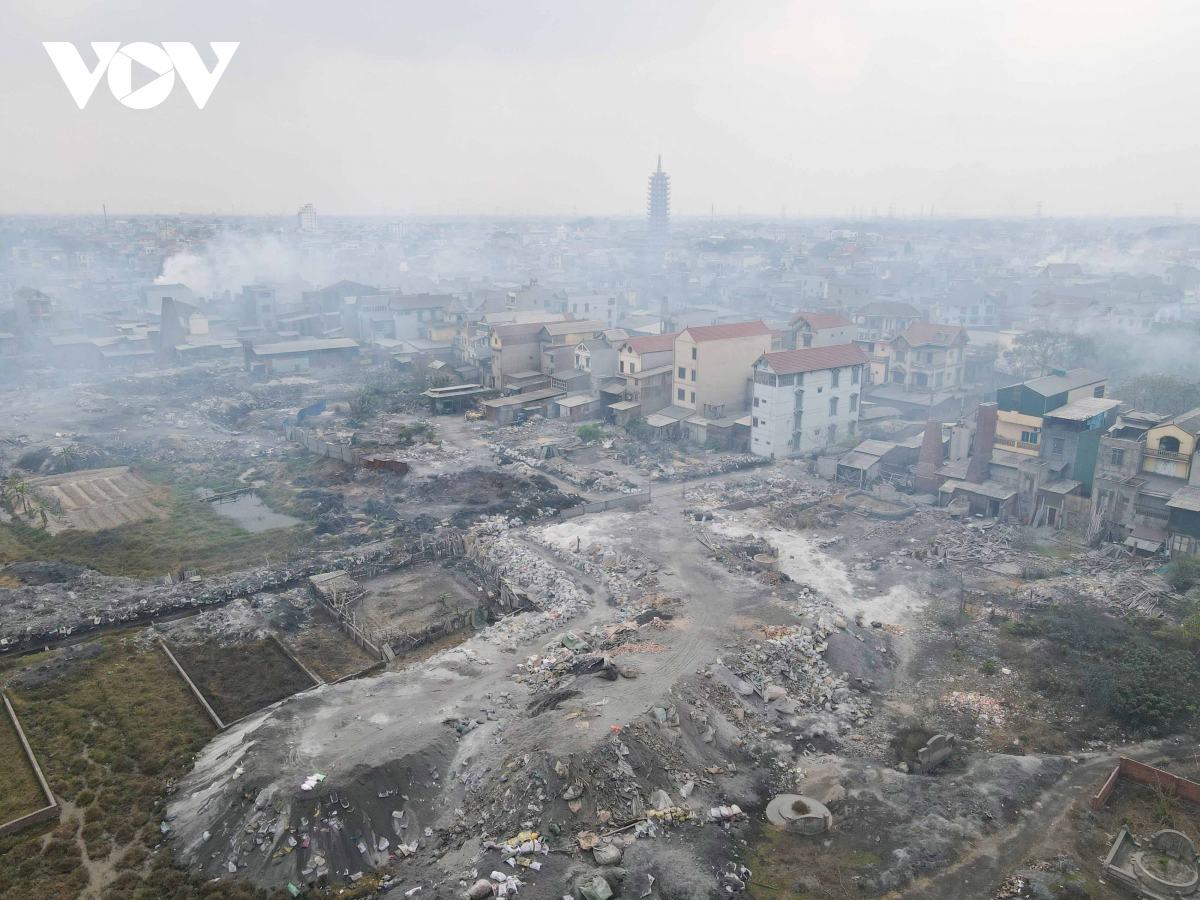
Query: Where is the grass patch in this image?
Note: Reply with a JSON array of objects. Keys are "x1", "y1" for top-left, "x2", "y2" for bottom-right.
[
  {"x1": 168, "y1": 639, "x2": 315, "y2": 723},
  {"x1": 0, "y1": 709, "x2": 46, "y2": 824},
  {"x1": 282, "y1": 620, "x2": 376, "y2": 682},
  {"x1": 0, "y1": 633, "x2": 393, "y2": 900},
  {"x1": 0, "y1": 490, "x2": 314, "y2": 579}
]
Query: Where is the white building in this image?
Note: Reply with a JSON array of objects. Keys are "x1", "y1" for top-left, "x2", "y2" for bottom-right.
[
  {"x1": 298, "y1": 203, "x2": 318, "y2": 232},
  {"x1": 750, "y1": 343, "x2": 868, "y2": 458}
]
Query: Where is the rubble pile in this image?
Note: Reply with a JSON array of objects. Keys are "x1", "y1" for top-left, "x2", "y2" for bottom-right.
[
  {"x1": 724, "y1": 621, "x2": 873, "y2": 724},
  {"x1": 471, "y1": 529, "x2": 594, "y2": 648},
  {"x1": 490, "y1": 443, "x2": 639, "y2": 494},
  {"x1": 0, "y1": 540, "x2": 397, "y2": 649}
]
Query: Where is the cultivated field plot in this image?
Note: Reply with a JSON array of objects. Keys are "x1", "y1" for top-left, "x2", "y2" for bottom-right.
[
  {"x1": 27, "y1": 466, "x2": 167, "y2": 533},
  {"x1": 0, "y1": 709, "x2": 46, "y2": 825},
  {"x1": 169, "y1": 639, "x2": 316, "y2": 723},
  {"x1": 358, "y1": 565, "x2": 481, "y2": 644},
  {"x1": 281, "y1": 617, "x2": 377, "y2": 682}
]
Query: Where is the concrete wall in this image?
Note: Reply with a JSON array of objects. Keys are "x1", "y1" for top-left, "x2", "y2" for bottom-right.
[
  {"x1": 674, "y1": 331, "x2": 772, "y2": 415},
  {"x1": 0, "y1": 694, "x2": 60, "y2": 839}
]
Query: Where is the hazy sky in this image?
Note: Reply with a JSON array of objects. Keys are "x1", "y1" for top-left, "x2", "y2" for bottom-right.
[{"x1": 2, "y1": 1, "x2": 1198, "y2": 217}]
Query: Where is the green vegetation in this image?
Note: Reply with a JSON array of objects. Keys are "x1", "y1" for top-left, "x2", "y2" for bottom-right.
[
  {"x1": 1003, "y1": 604, "x2": 1200, "y2": 733},
  {"x1": 0, "y1": 491, "x2": 312, "y2": 579},
  {"x1": 0, "y1": 709, "x2": 47, "y2": 824},
  {"x1": 623, "y1": 416, "x2": 652, "y2": 440},
  {"x1": 1166, "y1": 556, "x2": 1200, "y2": 593},
  {"x1": 575, "y1": 424, "x2": 606, "y2": 443},
  {"x1": 0, "y1": 637, "x2": 387, "y2": 900},
  {"x1": 169, "y1": 640, "x2": 315, "y2": 723}
]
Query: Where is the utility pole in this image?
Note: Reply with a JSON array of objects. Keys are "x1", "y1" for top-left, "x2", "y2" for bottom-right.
[{"x1": 102, "y1": 204, "x2": 107, "y2": 230}]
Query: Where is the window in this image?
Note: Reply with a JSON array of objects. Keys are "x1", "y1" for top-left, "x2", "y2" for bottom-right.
[
  {"x1": 802, "y1": 334, "x2": 813, "y2": 348},
  {"x1": 848, "y1": 421, "x2": 856, "y2": 435},
  {"x1": 691, "y1": 347, "x2": 697, "y2": 360},
  {"x1": 678, "y1": 388, "x2": 685, "y2": 401},
  {"x1": 831, "y1": 368, "x2": 840, "y2": 388},
  {"x1": 1021, "y1": 430, "x2": 1039, "y2": 444},
  {"x1": 753, "y1": 417, "x2": 759, "y2": 427},
  {"x1": 849, "y1": 393, "x2": 858, "y2": 412},
  {"x1": 690, "y1": 392, "x2": 695, "y2": 403},
  {"x1": 629, "y1": 363, "x2": 636, "y2": 373},
  {"x1": 753, "y1": 397, "x2": 760, "y2": 407},
  {"x1": 1111, "y1": 448, "x2": 1125, "y2": 467},
  {"x1": 1052, "y1": 437, "x2": 1065, "y2": 457},
  {"x1": 690, "y1": 369, "x2": 696, "y2": 382},
  {"x1": 779, "y1": 374, "x2": 794, "y2": 386},
  {"x1": 829, "y1": 397, "x2": 838, "y2": 416},
  {"x1": 1093, "y1": 385, "x2": 1105, "y2": 398},
  {"x1": 678, "y1": 366, "x2": 686, "y2": 379},
  {"x1": 619, "y1": 361, "x2": 625, "y2": 373},
  {"x1": 895, "y1": 350, "x2": 906, "y2": 362},
  {"x1": 851, "y1": 366, "x2": 859, "y2": 385},
  {"x1": 828, "y1": 424, "x2": 838, "y2": 441},
  {"x1": 1161, "y1": 436, "x2": 1182, "y2": 453}
]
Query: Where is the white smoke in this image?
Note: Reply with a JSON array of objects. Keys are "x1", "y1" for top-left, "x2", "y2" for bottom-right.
[{"x1": 156, "y1": 231, "x2": 341, "y2": 297}]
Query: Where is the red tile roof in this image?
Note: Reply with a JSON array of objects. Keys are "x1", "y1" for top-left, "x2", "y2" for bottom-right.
[
  {"x1": 899, "y1": 322, "x2": 967, "y2": 347},
  {"x1": 623, "y1": 332, "x2": 678, "y2": 354},
  {"x1": 681, "y1": 321, "x2": 771, "y2": 343},
  {"x1": 760, "y1": 343, "x2": 868, "y2": 375},
  {"x1": 788, "y1": 310, "x2": 854, "y2": 329}
]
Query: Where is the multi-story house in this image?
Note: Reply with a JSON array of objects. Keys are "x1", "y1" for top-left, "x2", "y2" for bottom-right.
[
  {"x1": 537, "y1": 319, "x2": 609, "y2": 375},
  {"x1": 749, "y1": 344, "x2": 868, "y2": 458},
  {"x1": 601, "y1": 333, "x2": 678, "y2": 424},
  {"x1": 787, "y1": 311, "x2": 855, "y2": 349},
  {"x1": 853, "y1": 301, "x2": 921, "y2": 340},
  {"x1": 887, "y1": 323, "x2": 968, "y2": 392},
  {"x1": 994, "y1": 368, "x2": 1107, "y2": 457},
  {"x1": 672, "y1": 321, "x2": 773, "y2": 419}
]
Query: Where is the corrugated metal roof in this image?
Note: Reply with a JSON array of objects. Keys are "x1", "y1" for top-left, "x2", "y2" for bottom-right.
[
  {"x1": 253, "y1": 338, "x2": 359, "y2": 356},
  {"x1": 1167, "y1": 486, "x2": 1200, "y2": 512},
  {"x1": 1043, "y1": 397, "x2": 1120, "y2": 421}
]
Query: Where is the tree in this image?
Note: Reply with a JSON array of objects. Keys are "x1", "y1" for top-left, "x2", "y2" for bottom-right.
[
  {"x1": 624, "y1": 417, "x2": 652, "y2": 441},
  {"x1": 1166, "y1": 556, "x2": 1200, "y2": 593},
  {"x1": 1115, "y1": 373, "x2": 1200, "y2": 417},
  {"x1": 575, "y1": 424, "x2": 604, "y2": 443},
  {"x1": 1004, "y1": 329, "x2": 1096, "y2": 379}
]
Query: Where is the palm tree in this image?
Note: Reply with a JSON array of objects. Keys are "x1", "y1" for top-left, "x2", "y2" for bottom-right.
[{"x1": 54, "y1": 444, "x2": 79, "y2": 473}]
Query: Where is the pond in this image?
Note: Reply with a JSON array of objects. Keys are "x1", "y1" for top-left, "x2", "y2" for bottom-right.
[{"x1": 210, "y1": 493, "x2": 302, "y2": 533}]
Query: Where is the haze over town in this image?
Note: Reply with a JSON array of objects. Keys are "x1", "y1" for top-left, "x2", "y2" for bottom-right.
[{"x1": 4, "y1": 6, "x2": 1200, "y2": 900}]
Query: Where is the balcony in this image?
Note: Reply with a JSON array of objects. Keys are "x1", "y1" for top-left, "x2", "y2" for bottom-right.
[
  {"x1": 994, "y1": 435, "x2": 1040, "y2": 452},
  {"x1": 1145, "y1": 446, "x2": 1188, "y2": 462}
]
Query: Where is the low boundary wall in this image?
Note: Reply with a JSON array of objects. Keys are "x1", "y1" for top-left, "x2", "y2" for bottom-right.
[
  {"x1": 0, "y1": 694, "x2": 60, "y2": 839},
  {"x1": 159, "y1": 640, "x2": 226, "y2": 731},
  {"x1": 1092, "y1": 757, "x2": 1200, "y2": 810},
  {"x1": 555, "y1": 493, "x2": 649, "y2": 519}
]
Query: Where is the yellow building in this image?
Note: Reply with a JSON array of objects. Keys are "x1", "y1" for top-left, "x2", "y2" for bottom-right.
[
  {"x1": 1142, "y1": 409, "x2": 1200, "y2": 479},
  {"x1": 672, "y1": 321, "x2": 773, "y2": 418},
  {"x1": 994, "y1": 368, "x2": 1108, "y2": 456}
]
